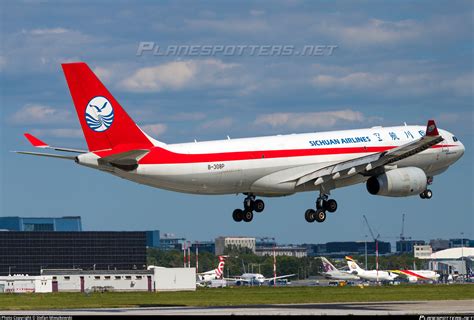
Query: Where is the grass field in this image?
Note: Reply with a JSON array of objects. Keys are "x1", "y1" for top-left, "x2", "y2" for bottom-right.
[{"x1": 1, "y1": 284, "x2": 473, "y2": 310}]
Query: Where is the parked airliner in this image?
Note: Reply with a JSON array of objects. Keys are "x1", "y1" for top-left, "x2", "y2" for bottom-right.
[
  {"x1": 346, "y1": 256, "x2": 398, "y2": 283},
  {"x1": 320, "y1": 257, "x2": 360, "y2": 281},
  {"x1": 392, "y1": 269, "x2": 440, "y2": 283},
  {"x1": 17, "y1": 62, "x2": 465, "y2": 223},
  {"x1": 196, "y1": 255, "x2": 227, "y2": 286}
]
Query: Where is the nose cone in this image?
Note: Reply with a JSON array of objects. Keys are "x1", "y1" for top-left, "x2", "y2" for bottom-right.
[{"x1": 453, "y1": 141, "x2": 465, "y2": 162}]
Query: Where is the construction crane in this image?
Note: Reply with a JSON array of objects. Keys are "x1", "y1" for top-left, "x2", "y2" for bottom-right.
[
  {"x1": 399, "y1": 213, "x2": 412, "y2": 241},
  {"x1": 363, "y1": 215, "x2": 380, "y2": 283},
  {"x1": 363, "y1": 215, "x2": 380, "y2": 242}
]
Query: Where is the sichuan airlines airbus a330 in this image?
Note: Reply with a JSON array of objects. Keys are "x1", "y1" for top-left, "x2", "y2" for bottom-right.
[{"x1": 17, "y1": 62, "x2": 465, "y2": 224}]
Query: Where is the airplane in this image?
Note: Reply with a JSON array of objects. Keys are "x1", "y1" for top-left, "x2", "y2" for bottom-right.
[
  {"x1": 16, "y1": 62, "x2": 465, "y2": 224},
  {"x1": 320, "y1": 257, "x2": 360, "y2": 281},
  {"x1": 196, "y1": 255, "x2": 227, "y2": 286},
  {"x1": 226, "y1": 272, "x2": 295, "y2": 286},
  {"x1": 391, "y1": 269, "x2": 440, "y2": 283},
  {"x1": 345, "y1": 256, "x2": 398, "y2": 282}
]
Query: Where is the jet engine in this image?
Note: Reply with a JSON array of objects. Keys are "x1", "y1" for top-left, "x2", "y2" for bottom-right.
[
  {"x1": 408, "y1": 276, "x2": 418, "y2": 283},
  {"x1": 366, "y1": 167, "x2": 427, "y2": 197}
]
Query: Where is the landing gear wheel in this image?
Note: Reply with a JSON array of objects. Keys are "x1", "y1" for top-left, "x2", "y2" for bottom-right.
[
  {"x1": 243, "y1": 210, "x2": 254, "y2": 222},
  {"x1": 254, "y1": 199, "x2": 265, "y2": 213},
  {"x1": 424, "y1": 189, "x2": 432, "y2": 199},
  {"x1": 326, "y1": 199, "x2": 338, "y2": 213},
  {"x1": 305, "y1": 209, "x2": 316, "y2": 223},
  {"x1": 232, "y1": 209, "x2": 243, "y2": 222},
  {"x1": 420, "y1": 189, "x2": 432, "y2": 199},
  {"x1": 244, "y1": 199, "x2": 253, "y2": 210},
  {"x1": 315, "y1": 209, "x2": 326, "y2": 223}
]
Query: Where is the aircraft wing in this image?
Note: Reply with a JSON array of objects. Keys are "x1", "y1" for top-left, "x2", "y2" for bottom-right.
[
  {"x1": 292, "y1": 120, "x2": 443, "y2": 187},
  {"x1": 263, "y1": 274, "x2": 296, "y2": 282}
]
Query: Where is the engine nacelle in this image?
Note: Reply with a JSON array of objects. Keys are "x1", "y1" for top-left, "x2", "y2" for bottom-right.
[{"x1": 366, "y1": 167, "x2": 427, "y2": 197}]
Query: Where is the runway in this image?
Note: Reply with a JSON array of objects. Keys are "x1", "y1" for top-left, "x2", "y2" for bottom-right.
[{"x1": 2, "y1": 300, "x2": 473, "y2": 316}]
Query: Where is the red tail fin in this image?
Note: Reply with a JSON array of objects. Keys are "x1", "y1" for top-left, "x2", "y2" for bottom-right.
[
  {"x1": 62, "y1": 62, "x2": 153, "y2": 152},
  {"x1": 425, "y1": 120, "x2": 439, "y2": 137}
]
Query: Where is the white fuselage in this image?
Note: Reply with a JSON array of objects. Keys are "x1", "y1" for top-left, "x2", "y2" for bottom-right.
[
  {"x1": 323, "y1": 270, "x2": 360, "y2": 281},
  {"x1": 403, "y1": 270, "x2": 440, "y2": 282},
  {"x1": 354, "y1": 269, "x2": 399, "y2": 282},
  {"x1": 77, "y1": 125, "x2": 464, "y2": 196},
  {"x1": 240, "y1": 273, "x2": 267, "y2": 285}
]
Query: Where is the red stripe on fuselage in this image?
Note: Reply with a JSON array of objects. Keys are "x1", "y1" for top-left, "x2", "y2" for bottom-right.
[
  {"x1": 94, "y1": 144, "x2": 455, "y2": 165},
  {"x1": 398, "y1": 270, "x2": 430, "y2": 280}
]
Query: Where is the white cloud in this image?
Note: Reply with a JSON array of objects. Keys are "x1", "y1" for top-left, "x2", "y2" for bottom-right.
[
  {"x1": 168, "y1": 112, "x2": 207, "y2": 121},
  {"x1": 250, "y1": 10, "x2": 265, "y2": 16},
  {"x1": 254, "y1": 110, "x2": 366, "y2": 130},
  {"x1": 312, "y1": 72, "x2": 390, "y2": 90},
  {"x1": 141, "y1": 123, "x2": 167, "y2": 136},
  {"x1": 93, "y1": 67, "x2": 113, "y2": 83},
  {"x1": 27, "y1": 28, "x2": 70, "y2": 36},
  {"x1": 311, "y1": 68, "x2": 473, "y2": 98},
  {"x1": 120, "y1": 59, "x2": 239, "y2": 92},
  {"x1": 10, "y1": 104, "x2": 73, "y2": 125},
  {"x1": 30, "y1": 128, "x2": 83, "y2": 139},
  {"x1": 0, "y1": 56, "x2": 6, "y2": 71},
  {"x1": 322, "y1": 18, "x2": 421, "y2": 45},
  {"x1": 199, "y1": 117, "x2": 234, "y2": 131}
]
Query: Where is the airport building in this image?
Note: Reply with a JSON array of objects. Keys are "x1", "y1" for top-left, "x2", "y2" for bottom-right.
[
  {"x1": 420, "y1": 247, "x2": 474, "y2": 277},
  {"x1": 414, "y1": 245, "x2": 433, "y2": 259},
  {"x1": 146, "y1": 230, "x2": 161, "y2": 248},
  {"x1": 306, "y1": 241, "x2": 391, "y2": 257},
  {"x1": 0, "y1": 231, "x2": 147, "y2": 276},
  {"x1": 256, "y1": 246, "x2": 307, "y2": 258},
  {"x1": 396, "y1": 240, "x2": 426, "y2": 253},
  {"x1": 190, "y1": 241, "x2": 215, "y2": 254},
  {"x1": 0, "y1": 267, "x2": 196, "y2": 293},
  {"x1": 215, "y1": 237, "x2": 256, "y2": 255},
  {"x1": 159, "y1": 233, "x2": 186, "y2": 251},
  {"x1": 0, "y1": 216, "x2": 82, "y2": 232}
]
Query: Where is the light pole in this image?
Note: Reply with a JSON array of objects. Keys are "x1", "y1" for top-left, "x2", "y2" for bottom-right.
[
  {"x1": 8, "y1": 266, "x2": 16, "y2": 276},
  {"x1": 365, "y1": 235, "x2": 368, "y2": 269},
  {"x1": 460, "y1": 232, "x2": 464, "y2": 282}
]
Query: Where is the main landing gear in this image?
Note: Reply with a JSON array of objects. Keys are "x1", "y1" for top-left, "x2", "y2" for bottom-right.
[
  {"x1": 232, "y1": 194, "x2": 265, "y2": 223},
  {"x1": 420, "y1": 176, "x2": 433, "y2": 199},
  {"x1": 305, "y1": 193, "x2": 337, "y2": 223}
]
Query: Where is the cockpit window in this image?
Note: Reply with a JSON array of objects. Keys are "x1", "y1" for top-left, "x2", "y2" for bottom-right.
[{"x1": 452, "y1": 136, "x2": 458, "y2": 142}]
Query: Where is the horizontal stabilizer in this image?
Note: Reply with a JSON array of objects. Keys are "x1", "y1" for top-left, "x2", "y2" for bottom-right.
[
  {"x1": 24, "y1": 133, "x2": 87, "y2": 153},
  {"x1": 14, "y1": 151, "x2": 77, "y2": 160}
]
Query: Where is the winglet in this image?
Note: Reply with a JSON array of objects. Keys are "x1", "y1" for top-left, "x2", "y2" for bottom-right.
[
  {"x1": 425, "y1": 120, "x2": 439, "y2": 136},
  {"x1": 24, "y1": 133, "x2": 48, "y2": 148},
  {"x1": 345, "y1": 256, "x2": 354, "y2": 261}
]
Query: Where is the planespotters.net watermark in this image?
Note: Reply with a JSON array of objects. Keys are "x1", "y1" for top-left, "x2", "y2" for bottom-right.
[{"x1": 136, "y1": 42, "x2": 338, "y2": 57}]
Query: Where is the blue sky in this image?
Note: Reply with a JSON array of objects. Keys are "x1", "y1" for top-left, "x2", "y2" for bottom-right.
[{"x1": 1, "y1": 1, "x2": 472, "y2": 246}]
